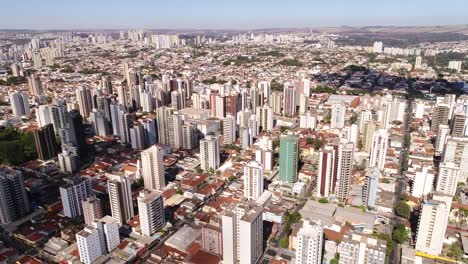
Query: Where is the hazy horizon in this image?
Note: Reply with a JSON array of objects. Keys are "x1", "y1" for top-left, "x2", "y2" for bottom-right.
[{"x1": 2, "y1": 0, "x2": 468, "y2": 30}]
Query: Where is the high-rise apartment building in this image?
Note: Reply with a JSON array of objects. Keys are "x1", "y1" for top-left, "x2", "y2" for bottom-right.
[
  {"x1": 9, "y1": 91, "x2": 30, "y2": 117},
  {"x1": 279, "y1": 134, "x2": 299, "y2": 183},
  {"x1": 141, "y1": 145, "x2": 165, "y2": 191},
  {"x1": 411, "y1": 165, "x2": 435, "y2": 198},
  {"x1": 283, "y1": 84, "x2": 297, "y2": 117},
  {"x1": 76, "y1": 216, "x2": 120, "y2": 264},
  {"x1": 331, "y1": 103, "x2": 346, "y2": 129},
  {"x1": 82, "y1": 196, "x2": 103, "y2": 225},
  {"x1": 27, "y1": 74, "x2": 43, "y2": 95},
  {"x1": 137, "y1": 189, "x2": 165, "y2": 236},
  {"x1": 200, "y1": 135, "x2": 220, "y2": 172},
  {"x1": 33, "y1": 123, "x2": 59, "y2": 161},
  {"x1": 243, "y1": 161, "x2": 264, "y2": 200},
  {"x1": 435, "y1": 125, "x2": 450, "y2": 156},
  {"x1": 336, "y1": 143, "x2": 354, "y2": 200},
  {"x1": 436, "y1": 162, "x2": 460, "y2": 196},
  {"x1": 415, "y1": 200, "x2": 449, "y2": 255},
  {"x1": 369, "y1": 129, "x2": 388, "y2": 170},
  {"x1": 107, "y1": 173, "x2": 134, "y2": 226},
  {"x1": 431, "y1": 104, "x2": 450, "y2": 132},
  {"x1": 223, "y1": 114, "x2": 236, "y2": 145},
  {"x1": 0, "y1": 167, "x2": 31, "y2": 224},
  {"x1": 363, "y1": 167, "x2": 379, "y2": 208},
  {"x1": 60, "y1": 177, "x2": 92, "y2": 218},
  {"x1": 76, "y1": 87, "x2": 93, "y2": 118},
  {"x1": 222, "y1": 203, "x2": 263, "y2": 264},
  {"x1": 295, "y1": 220, "x2": 323, "y2": 264}
]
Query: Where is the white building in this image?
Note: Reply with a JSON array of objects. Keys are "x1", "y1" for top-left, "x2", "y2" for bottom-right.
[
  {"x1": 9, "y1": 91, "x2": 30, "y2": 117},
  {"x1": 76, "y1": 215, "x2": 120, "y2": 264},
  {"x1": 299, "y1": 111, "x2": 317, "y2": 129},
  {"x1": 436, "y1": 162, "x2": 460, "y2": 196},
  {"x1": 223, "y1": 114, "x2": 236, "y2": 145},
  {"x1": 137, "y1": 189, "x2": 165, "y2": 236},
  {"x1": 255, "y1": 148, "x2": 274, "y2": 172},
  {"x1": 60, "y1": 178, "x2": 92, "y2": 218},
  {"x1": 331, "y1": 104, "x2": 346, "y2": 129},
  {"x1": 76, "y1": 226, "x2": 101, "y2": 264},
  {"x1": 448, "y1": 61, "x2": 462, "y2": 72},
  {"x1": 107, "y1": 173, "x2": 134, "y2": 226},
  {"x1": 200, "y1": 135, "x2": 220, "y2": 171},
  {"x1": 338, "y1": 232, "x2": 386, "y2": 264},
  {"x1": 435, "y1": 125, "x2": 450, "y2": 156},
  {"x1": 141, "y1": 145, "x2": 165, "y2": 191},
  {"x1": 244, "y1": 161, "x2": 264, "y2": 200},
  {"x1": 373, "y1": 41, "x2": 383, "y2": 53},
  {"x1": 369, "y1": 129, "x2": 388, "y2": 170},
  {"x1": 295, "y1": 220, "x2": 323, "y2": 264},
  {"x1": 222, "y1": 203, "x2": 263, "y2": 264},
  {"x1": 411, "y1": 165, "x2": 435, "y2": 198},
  {"x1": 415, "y1": 200, "x2": 449, "y2": 255}
]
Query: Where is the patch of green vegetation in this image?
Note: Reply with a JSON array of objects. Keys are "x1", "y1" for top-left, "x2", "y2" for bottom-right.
[
  {"x1": 395, "y1": 201, "x2": 411, "y2": 219},
  {"x1": 202, "y1": 76, "x2": 226, "y2": 85},
  {"x1": 345, "y1": 64, "x2": 368, "y2": 72},
  {"x1": 278, "y1": 59, "x2": 303, "y2": 67},
  {"x1": 271, "y1": 79, "x2": 283, "y2": 91},
  {"x1": 318, "y1": 197, "x2": 329, "y2": 204},
  {"x1": 257, "y1": 50, "x2": 285, "y2": 57},
  {"x1": 0, "y1": 127, "x2": 37, "y2": 165},
  {"x1": 0, "y1": 76, "x2": 27, "y2": 86},
  {"x1": 392, "y1": 223, "x2": 408, "y2": 244},
  {"x1": 278, "y1": 237, "x2": 289, "y2": 248},
  {"x1": 60, "y1": 65, "x2": 75, "y2": 73},
  {"x1": 315, "y1": 85, "x2": 338, "y2": 94},
  {"x1": 78, "y1": 68, "x2": 100, "y2": 75}
]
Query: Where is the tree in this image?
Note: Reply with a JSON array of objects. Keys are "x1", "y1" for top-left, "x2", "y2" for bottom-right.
[
  {"x1": 279, "y1": 237, "x2": 289, "y2": 248},
  {"x1": 447, "y1": 242, "x2": 464, "y2": 260},
  {"x1": 392, "y1": 224, "x2": 408, "y2": 243},
  {"x1": 349, "y1": 112, "x2": 358, "y2": 125},
  {"x1": 395, "y1": 201, "x2": 411, "y2": 219},
  {"x1": 318, "y1": 198, "x2": 329, "y2": 204}
]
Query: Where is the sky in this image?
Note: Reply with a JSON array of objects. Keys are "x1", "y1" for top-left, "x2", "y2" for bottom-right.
[{"x1": 2, "y1": 0, "x2": 468, "y2": 30}]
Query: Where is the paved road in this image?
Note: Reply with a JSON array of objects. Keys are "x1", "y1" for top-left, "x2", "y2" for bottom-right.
[{"x1": 390, "y1": 84, "x2": 414, "y2": 263}]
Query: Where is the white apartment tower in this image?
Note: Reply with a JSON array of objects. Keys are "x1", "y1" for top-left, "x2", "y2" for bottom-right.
[
  {"x1": 411, "y1": 165, "x2": 435, "y2": 198},
  {"x1": 200, "y1": 135, "x2": 220, "y2": 172},
  {"x1": 76, "y1": 216, "x2": 120, "y2": 264},
  {"x1": 331, "y1": 103, "x2": 346, "y2": 129},
  {"x1": 107, "y1": 173, "x2": 134, "y2": 226},
  {"x1": 336, "y1": 143, "x2": 354, "y2": 200},
  {"x1": 295, "y1": 220, "x2": 323, "y2": 264},
  {"x1": 60, "y1": 178, "x2": 92, "y2": 218},
  {"x1": 223, "y1": 114, "x2": 236, "y2": 145},
  {"x1": 436, "y1": 162, "x2": 460, "y2": 196},
  {"x1": 435, "y1": 125, "x2": 450, "y2": 156},
  {"x1": 369, "y1": 129, "x2": 388, "y2": 170},
  {"x1": 415, "y1": 200, "x2": 449, "y2": 255},
  {"x1": 137, "y1": 189, "x2": 165, "y2": 236},
  {"x1": 243, "y1": 161, "x2": 264, "y2": 200},
  {"x1": 9, "y1": 91, "x2": 30, "y2": 117},
  {"x1": 141, "y1": 145, "x2": 165, "y2": 191},
  {"x1": 222, "y1": 203, "x2": 263, "y2": 264}
]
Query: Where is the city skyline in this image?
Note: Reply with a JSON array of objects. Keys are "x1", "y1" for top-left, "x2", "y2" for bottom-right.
[{"x1": 1, "y1": 0, "x2": 468, "y2": 30}]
